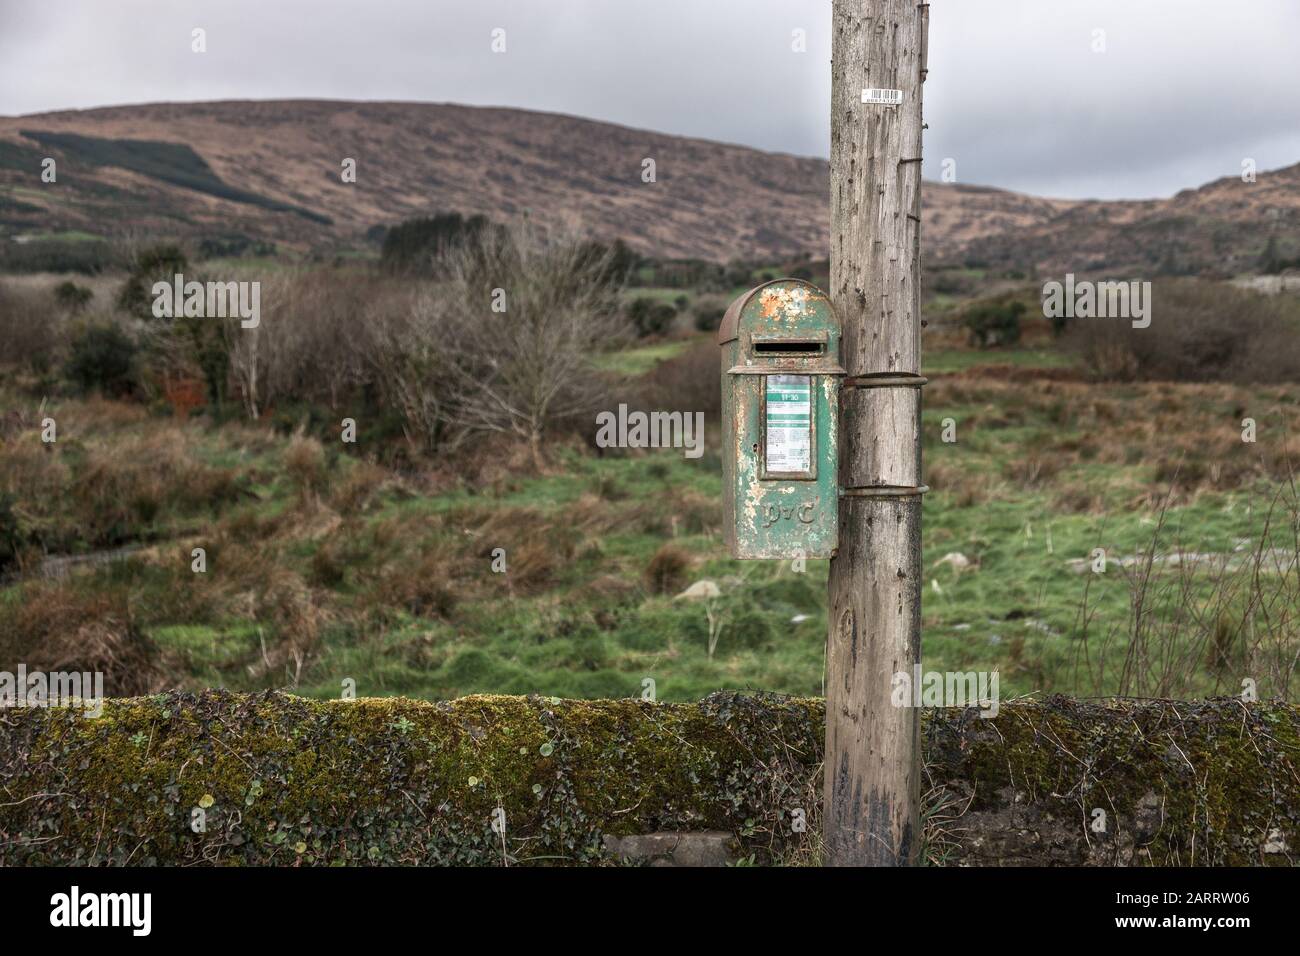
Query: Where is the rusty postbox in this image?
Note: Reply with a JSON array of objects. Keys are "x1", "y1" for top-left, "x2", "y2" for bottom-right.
[{"x1": 719, "y1": 279, "x2": 844, "y2": 559}]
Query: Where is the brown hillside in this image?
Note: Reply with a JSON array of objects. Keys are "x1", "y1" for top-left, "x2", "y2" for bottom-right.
[{"x1": 0, "y1": 99, "x2": 1295, "y2": 273}]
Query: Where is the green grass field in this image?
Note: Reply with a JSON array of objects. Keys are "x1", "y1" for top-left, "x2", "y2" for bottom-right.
[{"x1": 4, "y1": 337, "x2": 1296, "y2": 705}]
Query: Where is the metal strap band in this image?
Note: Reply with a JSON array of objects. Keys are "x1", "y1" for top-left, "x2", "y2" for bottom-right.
[
  {"x1": 843, "y1": 374, "x2": 928, "y2": 389},
  {"x1": 841, "y1": 485, "x2": 930, "y2": 498}
]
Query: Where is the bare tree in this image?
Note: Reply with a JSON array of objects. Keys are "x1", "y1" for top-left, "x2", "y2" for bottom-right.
[
  {"x1": 362, "y1": 282, "x2": 452, "y2": 454},
  {"x1": 368, "y1": 224, "x2": 629, "y2": 464},
  {"x1": 226, "y1": 268, "x2": 389, "y2": 421}
]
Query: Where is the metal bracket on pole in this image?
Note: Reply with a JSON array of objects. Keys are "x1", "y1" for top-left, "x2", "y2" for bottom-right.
[
  {"x1": 843, "y1": 374, "x2": 928, "y2": 389},
  {"x1": 842, "y1": 485, "x2": 929, "y2": 498},
  {"x1": 839, "y1": 372, "x2": 928, "y2": 498}
]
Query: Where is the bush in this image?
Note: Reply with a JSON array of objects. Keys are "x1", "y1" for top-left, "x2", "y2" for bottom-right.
[
  {"x1": 379, "y1": 213, "x2": 492, "y2": 275},
  {"x1": 372, "y1": 552, "x2": 459, "y2": 620},
  {"x1": 645, "y1": 543, "x2": 692, "y2": 595},
  {"x1": 0, "y1": 238, "x2": 119, "y2": 275},
  {"x1": 196, "y1": 234, "x2": 276, "y2": 260},
  {"x1": 627, "y1": 297, "x2": 677, "y2": 338},
  {"x1": 634, "y1": 257, "x2": 726, "y2": 290},
  {"x1": 227, "y1": 267, "x2": 392, "y2": 420},
  {"x1": 368, "y1": 225, "x2": 628, "y2": 463},
  {"x1": 53, "y1": 280, "x2": 93, "y2": 314},
  {"x1": 575, "y1": 238, "x2": 639, "y2": 288},
  {"x1": 0, "y1": 281, "x2": 61, "y2": 372},
  {"x1": 927, "y1": 269, "x2": 977, "y2": 298},
  {"x1": 634, "y1": 340, "x2": 720, "y2": 419},
  {"x1": 963, "y1": 298, "x2": 1025, "y2": 347},
  {"x1": 728, "y1": 608, "x2": 776, "y2": 649},
  {"x1": 724, "y1": 261, "x2": 754, "y2": 287},
  {"x1": 1065, "y1": 279, "x2": 1300, "y2": 383},
  {"x1": 0, "y1": 579, "x2": 163, "y2": 696},
  {"x1": 64, "y1": 323, "x2": 138, "y2": 396},
  {"x1": 692, "y1": 295, "x2": 728, "y2": 333},
  {"x1": 284, "y1": 433, "x2": 328, "y2": 502},
  {"x1": 117, "y1": 243, "x2": 188, "y2": 320},
  {"x1": 0, "y1": 493, "x2": 22, "y2": 571}
]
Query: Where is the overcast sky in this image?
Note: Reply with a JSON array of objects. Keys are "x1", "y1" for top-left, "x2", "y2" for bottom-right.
[{"x1": 2, "y1": 0, "x2": 1298, "y2": 200}]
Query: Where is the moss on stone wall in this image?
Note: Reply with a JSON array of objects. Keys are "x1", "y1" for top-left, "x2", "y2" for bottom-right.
[{"x1": 0, "y1": 690, "x2": 1295, "y2": 865}]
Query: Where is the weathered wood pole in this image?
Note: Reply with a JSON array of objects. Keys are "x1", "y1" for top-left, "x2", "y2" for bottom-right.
[{"x1": 825, "y1": 0, "x2": 928, "y2": 866}]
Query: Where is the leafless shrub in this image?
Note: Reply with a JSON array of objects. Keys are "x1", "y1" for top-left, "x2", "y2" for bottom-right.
[
  {"x1": 366, "y1": 224, "x2": 630, "y2": 464},
  {"x1": 360, "y1": 280, "x2": 451, "y2": 454},
  {"x1": 1065, "y1": 279, "x2": 1300, "y2": 383},
  {"x1": 225, "y1": 268, "x2": 388, "y2": 419},
  {"x1": 633, "y1": 339, "x2": 720, "y2": 420},
  {"x1": 0, "y1": 280, "x2": 63, "y2": 372}
]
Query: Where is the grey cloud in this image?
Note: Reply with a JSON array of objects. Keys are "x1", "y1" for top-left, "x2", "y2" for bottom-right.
[{"x1": 1, "y1": 0, "x2": 1297, "y2": 199}]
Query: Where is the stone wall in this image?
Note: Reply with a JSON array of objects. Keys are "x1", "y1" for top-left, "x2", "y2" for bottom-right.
[{"x1": 0, "y1": 690, "x2": 1294, "y2": 865}]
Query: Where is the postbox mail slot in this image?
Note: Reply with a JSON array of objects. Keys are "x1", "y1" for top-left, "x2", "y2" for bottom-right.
[{"x1": 753, "y1": 340, "x2": 825, "y2": 355}]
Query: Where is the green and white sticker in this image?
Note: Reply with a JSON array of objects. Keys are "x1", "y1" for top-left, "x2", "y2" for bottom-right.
[{"x1": 766, "y1": 375, "x2": 812, "y2": 473}]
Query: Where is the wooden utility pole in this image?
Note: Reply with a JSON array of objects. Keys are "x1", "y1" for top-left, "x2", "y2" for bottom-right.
[{"x1": 825, "y1": 0, "x2": 928, "y2": 866}]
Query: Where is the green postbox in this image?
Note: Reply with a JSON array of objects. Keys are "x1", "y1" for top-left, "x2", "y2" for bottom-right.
[{"x1": 719, "y1": 279, "x2": 844, "y2": 559}]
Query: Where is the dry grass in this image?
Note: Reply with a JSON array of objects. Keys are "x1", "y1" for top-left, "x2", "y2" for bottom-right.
[
  {"x1": 0, "y1": 580, "x2": 164, "y2": 695},
  {"x1": 369, "y1": 552, "x2": 460, "y2": 621},
  {"x1": 284, "y1": 432, "x2": 328, "y2": 504},
  {"x1": 329, "y1": 460, "x2": 397, "y2": 515},
  {"x1": 644, "y1": 542, "x2": 693, "y2": 595},
  {"x1": 1071, "y1": 479, "x2": 1300, "y2": 699},
  {"x1": 930, "y1": 374, "x2": 1300, "y2": 498},
  {"x1": 0, "y1": 418, "x2": 244, "y2": 556},
  {"x1": 633, "y1": 339, "x2": 720, "y2": 420},
  {"x1": 1003, "y1": 453, "x2": 1068, "y2": 489},
  {"x1": 925, "y1": 459, "x2": 1004, "y2": 507},
  {"x1": 465, "y1": 504, "x2": 582, "y2": 593}
]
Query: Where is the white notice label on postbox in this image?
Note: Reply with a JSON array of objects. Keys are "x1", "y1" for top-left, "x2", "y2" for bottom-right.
[{"x1": 766, "y1": 375, "x2": 812, "y2": 473}]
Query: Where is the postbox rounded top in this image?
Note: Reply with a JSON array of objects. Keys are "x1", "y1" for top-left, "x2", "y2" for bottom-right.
[{"x1": 717, "y1": 278, "x2": 837, "y2": 346}]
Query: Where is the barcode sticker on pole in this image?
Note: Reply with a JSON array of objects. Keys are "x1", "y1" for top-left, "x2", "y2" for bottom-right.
[{"x1": 862, "y1": 88, "x2": 903, "y2": 105}]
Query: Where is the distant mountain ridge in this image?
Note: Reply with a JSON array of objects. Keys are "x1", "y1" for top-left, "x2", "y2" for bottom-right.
[{"x1": 1, "y1": 99, "x2": 1296, "y2": 274}]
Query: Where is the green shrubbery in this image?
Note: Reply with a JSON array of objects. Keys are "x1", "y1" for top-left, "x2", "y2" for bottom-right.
[
  {"x1": 53, "y1": 280, "x2": 93, "y2": 313},
  {"x1": 63, "y1": 324, "x2": 138, "y2": 396},
  {"x1": 963, "y1": 298, "x2": 1026, "y2": 347},
  {"x1": 0, "y1": 238, "x2": 119, "y2": 275},
  {"x1": 20, "y1": 131, "x2": 330, "y2": 224},
  {"x1": 116, "y1": 243, "x2": 188, "y2": 319},
  {"x1": 379, "y1": 213, "x2": 492, "y2": 274},
  {"x1": 626, "y1": 296, "x2": 678, "y2": 337},
  {"x1": 196, "y1": 234, "x2": 277, "y2": 260}
]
